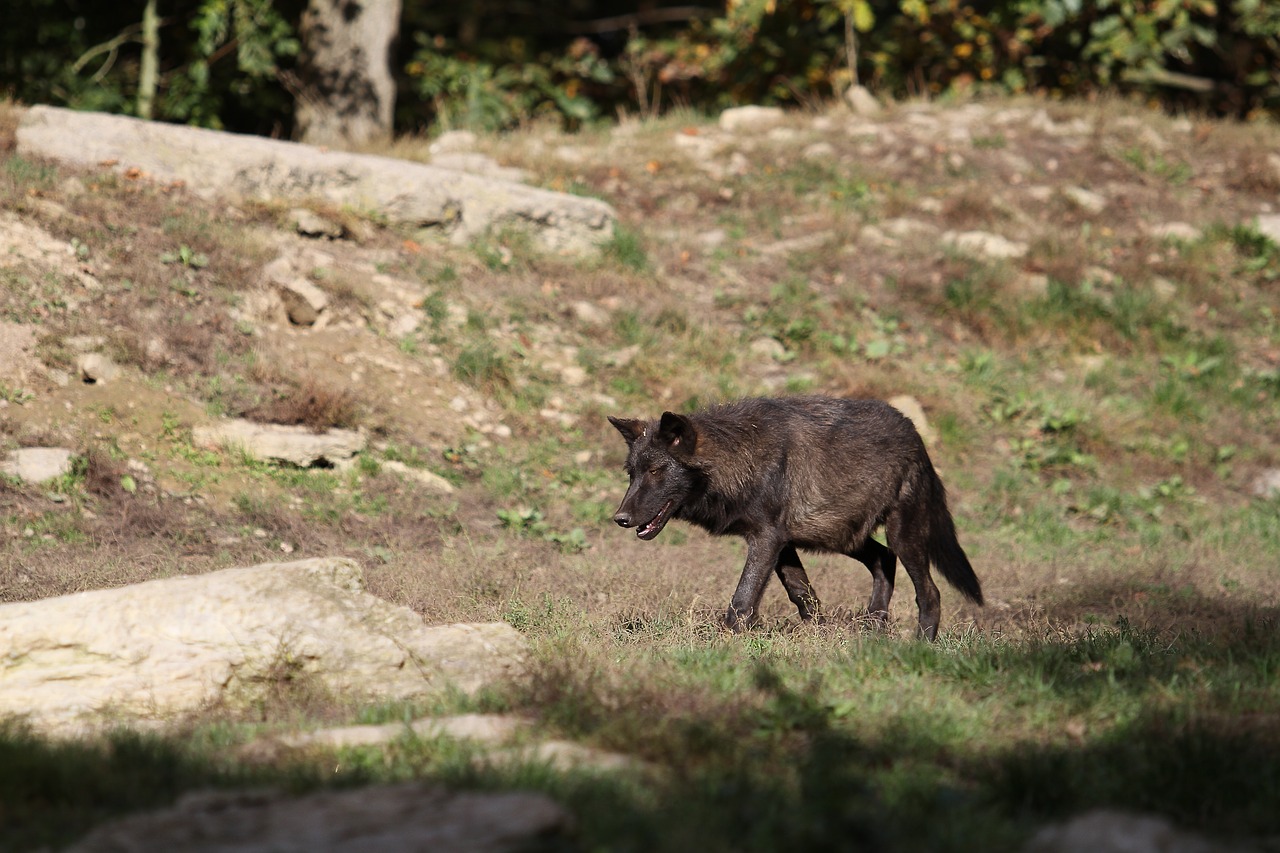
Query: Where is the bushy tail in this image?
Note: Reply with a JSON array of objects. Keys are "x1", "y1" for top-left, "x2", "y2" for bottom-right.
[{"x1": 924, "y1": 468, "x2": 983, "y2": 605}]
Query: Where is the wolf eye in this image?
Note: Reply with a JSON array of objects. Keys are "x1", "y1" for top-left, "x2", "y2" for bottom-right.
[{"x1": 648, "y1": 465, "x2": 663, "y2": 476}]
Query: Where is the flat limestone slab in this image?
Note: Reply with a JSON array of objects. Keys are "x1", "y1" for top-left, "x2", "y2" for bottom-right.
[
  {"x1": 66, "y1": 784, "x2": 570, "y2": 853},
  {"x1": 0, "y1": 447, "x2": 74, "y2": 484},
  {"x1": 17, "y1": 105, "x2": 615, "y2": 253},
  {"x1": 0, "y1": 558, "x2": 528, "y2": 735},
  {"x1": 193, "y1": 419, "x2": 365, "y2": 467}
]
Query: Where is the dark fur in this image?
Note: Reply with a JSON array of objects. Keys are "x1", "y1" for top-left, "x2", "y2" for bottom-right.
[{"x1": 608, "y1": 396, "x2": 982, "y2": 640}]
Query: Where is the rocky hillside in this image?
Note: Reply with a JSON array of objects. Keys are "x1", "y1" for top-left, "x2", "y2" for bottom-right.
[{"x1": 2, "y1": 95, "x2": 1280, "y2": 850}]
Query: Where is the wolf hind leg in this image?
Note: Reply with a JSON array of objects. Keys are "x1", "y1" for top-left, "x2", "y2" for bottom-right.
[
  {"x1": 774, "y1": 544, "x2": 821, "y2": 621},
  {"x1": 848, "y1": 539, "x2": 896, "y2": 625},
  {"x1": 886, "y1": 511, "x2": 941, "y2": 641}
]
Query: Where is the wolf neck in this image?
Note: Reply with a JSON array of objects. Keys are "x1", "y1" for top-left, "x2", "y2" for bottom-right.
[
  {"x1": 676, "y1": 489, "x2": 743, "y2": 537},
  {"x1": 673, "y1": 423, "x2": 762, "y2": 537}
]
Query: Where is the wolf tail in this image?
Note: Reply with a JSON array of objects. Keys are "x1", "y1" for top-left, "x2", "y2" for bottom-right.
[{"x1": 924, "y1": 467, "x2": 983, "y2": 605}]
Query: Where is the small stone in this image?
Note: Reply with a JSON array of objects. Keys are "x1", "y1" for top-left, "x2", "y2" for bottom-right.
[
  {"x1": 388, "y1": 313, "x2": 420, "y2": 338},
  {"x1": 570, "y1": 300, "x2": 608, "y2": 326},
  {"x1": 697, "y1": 229, "x2": 727, "y2": 248},
  {"x1": 760, "y1": 232, "x2": 836, "y2": 257},
  {"x1": 1083, "y1": 266, "x2": 1115, "y2": 286},
  {"x1": 77, "y1": 353, "x2": 119, "y2": 384},
  {"x1": 1251, "y1": 468, "x2": 1280, "y2": 500},
  {"x1": 1151, "y1": 277, "x2": 1177, "y2": 301},
  {"x1": 749, "y1": 337, "x2": 787, "y2": 361},
  {"x1": 719, "y1": 105, "x2": 785, "y2": 134},
  {"x1": 1254, "y1": 213, "x2": 1280, "y2": 244},
  {"x1": 844, "y1": 85, "x2": 883, "y2": 116},
  {"x1": 60, "y1": 176, "x2": 86, "y2": 197},
  {"x1": 604, "y1": 345, "x2": 641, "y2": 368},
  {"x1": 261, "y1": 255, "x2": 295, "y2": 286},
  {"x1": 882, "y1": 218, "x2": 934, "y2": 239},
  {"x1": 382, "y1": 460, "x2": 456, "y2": 494},
  {"x1": 1147, "y1": 222, "x2": 1201, "y2": 242},
  {"x1": 428, "y1": 129, "x2": 478, "y2": 155},
  {"x1": 802, "y1": 142, "x2": 836, "y2": 161},
  {"x1": 1015, "y1": 274, "x2": 1050, "y2": 298},
  {"x1": 942, "y1": 230, "x2": 1029, "y2": 260},
  {"x1": 277, "y1": 277, "x2": 329, "y2": 326},
  {"x1": 1062, "y1": 186, "x2": 1108, "y2": 214},
  {"x1": 289, "y1": 208, "x2": 344, "y2": 239}
]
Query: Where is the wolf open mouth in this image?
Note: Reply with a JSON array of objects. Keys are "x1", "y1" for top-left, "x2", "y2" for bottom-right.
[{"x1": 637, "y1": 500, "x2": 674, "y2": 540}]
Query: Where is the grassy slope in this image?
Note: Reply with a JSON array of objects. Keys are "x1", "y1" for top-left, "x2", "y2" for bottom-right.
[{"x1": 2, "y1": 95, "x2": 1279, "y2": 850}]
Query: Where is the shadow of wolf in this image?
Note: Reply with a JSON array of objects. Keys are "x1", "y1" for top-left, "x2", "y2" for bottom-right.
[{"x1": 609, "y1": 396, "x2": 982, "y2": 640}]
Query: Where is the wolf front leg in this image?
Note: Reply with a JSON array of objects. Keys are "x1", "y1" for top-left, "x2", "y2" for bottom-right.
[{"x1": 725, "y1": 533, "x2": 786, "y2": 632}]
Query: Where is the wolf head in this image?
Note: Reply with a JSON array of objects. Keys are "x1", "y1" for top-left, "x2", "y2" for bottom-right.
[{"x1": 608, "y1": 412, "x2": 702, "y2": 540}]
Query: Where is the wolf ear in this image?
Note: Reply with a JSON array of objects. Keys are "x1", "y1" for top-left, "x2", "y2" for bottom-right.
[
  {"x1": 658, "y1": 412, "x2": 697, "y2": 456},
  {"x1": 608, "y1": 416, "x2": 646, "y2": 447}
]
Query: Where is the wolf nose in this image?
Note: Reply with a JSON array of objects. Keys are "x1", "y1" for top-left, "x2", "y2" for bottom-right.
[{"x1": 613, "y1": 511, "x2": 633, "y2": 528}]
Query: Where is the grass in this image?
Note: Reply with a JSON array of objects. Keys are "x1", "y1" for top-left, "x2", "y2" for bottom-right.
[
  {"x1": 3, "y1": 94, "x2": 1280, "y2": 850},
  {"x1": 3, "y1": 617, "x2": 1278, "y2": 851}
]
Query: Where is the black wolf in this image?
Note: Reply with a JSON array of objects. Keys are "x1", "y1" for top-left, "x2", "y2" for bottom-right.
[{"x1": 608, "y1": 396, "x2": 982, "y2": 640}]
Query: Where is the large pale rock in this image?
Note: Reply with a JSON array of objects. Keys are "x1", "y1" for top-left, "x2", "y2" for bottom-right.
[
  {"x1": 0, "y1": 558, "x2": 528, "y2": 734},
  {"x1": 194, "y1": 419, "x2": 365, "y2": 467},
  {"x1": 66, "y1": 784, "x2": 569, "y2": 853},
  {"x1": 1, "y1": 447, "x2": 74, "y2": 483},
  {"x1": 16, "y1": 106, "x2": 615, "y2": 254}
]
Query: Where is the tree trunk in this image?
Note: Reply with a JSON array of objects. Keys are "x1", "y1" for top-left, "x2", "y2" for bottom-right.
[
  {"x1": 137, "y1": 0, "x2": 159, "y2": 119},
  {"x1": 295, "y1": 0, "x2": 401, "y2": 147}
]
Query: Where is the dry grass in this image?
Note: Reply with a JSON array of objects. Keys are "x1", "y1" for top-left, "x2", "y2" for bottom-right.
[{"x1": 246, "y1": 377, "x2": 362, "y2": 432}]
